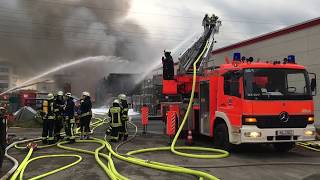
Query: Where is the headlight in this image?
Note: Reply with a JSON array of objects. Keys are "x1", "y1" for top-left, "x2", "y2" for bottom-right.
[
  {"x1": 307, "y1": 116, "x2": 314, "y2": 124},
  {"x1": 304, "y1": 130, "x2": 315, "y2": 136},
  {"x1": 244, "y1": 131, "x2": 261, "y2": 138}
]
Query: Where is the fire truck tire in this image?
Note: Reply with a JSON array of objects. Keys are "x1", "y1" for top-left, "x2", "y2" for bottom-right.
[
  {"x1": 214, "y1": 123, "x2": 232, "y2": 151},
  {"x1": 273, "y1": 142, "x2": 295, "y2": 152}
]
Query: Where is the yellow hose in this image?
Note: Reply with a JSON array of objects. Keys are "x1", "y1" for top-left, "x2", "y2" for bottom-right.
[
  {"x1": 297, "y1": 142, "x2": 320, "y2": 152},
  {"x1": 170, "y1": 41, "x2": 229, "y2": 159},
  {"x1": 19, "y1": 154, "x2": 82, "y2": 180},
  {"x1": 11, "y1": 39, "x2": 229, "y2": 180}
]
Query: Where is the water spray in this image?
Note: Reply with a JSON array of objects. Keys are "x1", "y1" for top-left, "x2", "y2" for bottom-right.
[
  {"x1": 0, "y1": 56, "x2": 128, "y2": 96},
  {"x1": 135, "y1": 32, "x2": 200, "y2": 85}
]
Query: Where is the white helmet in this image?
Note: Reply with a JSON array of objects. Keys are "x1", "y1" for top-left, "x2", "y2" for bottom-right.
[
  {"x1": 113, "y1": 99, "x2": 120, "y2": 105},
  {"x1": 118, "y1": 94, "x2": 127, "y2": 101},
  {"x1": 82, "y1": 91, "x2": 90, "y2": 97},
  {"x1": 65, "y1": 92, "x2": 72, "y2": 97},
  {"x1": 57, "y1": 91, "x2": 64, "y2": 96},
  {"x1": 48, "y1": 93, "x2": 54, "y2": 100}
]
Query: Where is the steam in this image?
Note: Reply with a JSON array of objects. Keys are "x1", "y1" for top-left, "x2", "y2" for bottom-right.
[{"x1": 0, "y1": 0, "x2": 158, "y2": 95}]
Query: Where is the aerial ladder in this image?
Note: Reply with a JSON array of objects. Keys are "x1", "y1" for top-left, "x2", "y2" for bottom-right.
[
  {"x1": 177, "y1": 15, "x2": 221, "y2": 75},
  {"x1": 161, "y1": 15, "x2": 221, "y2": 136},
  {"x1": 162, "y1": 14, "x2": 221, "y2": 96}
]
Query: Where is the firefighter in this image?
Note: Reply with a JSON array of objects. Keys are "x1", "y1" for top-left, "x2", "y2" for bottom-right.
[
  {"x1": 79, "y1": 91, "x2": 92, "y2": 140},
  {"x1": 118, "y1": 94, "x2": 129, "y2": 141},
  {"x1": 108, "y1": 99, "x2": 122, "y2": 142},
  {"x1": 64, "y1": 92, "x2": 75, "y2": 143},
  {"x1": 202, "y1": 14, "x2": 210, "y2": 31},
  {"x1": 42, "y1": 93, "x2": 55, "y2": 144},
  {"x1": 54, "y1": 91, "x2": 65, "y2": 141},
  {"x1": 0, "y1": 107, "x2": 7, "y2": 168},
  {"x1": 162, "y1": 51, "x2": 174, "y2": 80}
]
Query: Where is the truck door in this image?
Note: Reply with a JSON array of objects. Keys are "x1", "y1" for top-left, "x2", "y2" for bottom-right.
[
  {"x1": 220, "y1": 71, "x2": 242, "y2": 126},
  {"x1": 200, "y1": 81, "x2": 210, "y2": 135}
]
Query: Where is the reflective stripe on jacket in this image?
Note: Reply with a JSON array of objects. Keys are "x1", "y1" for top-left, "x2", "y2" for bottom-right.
[{"x1": 108, "y1": 106, "x2": 122, "y2": 127}]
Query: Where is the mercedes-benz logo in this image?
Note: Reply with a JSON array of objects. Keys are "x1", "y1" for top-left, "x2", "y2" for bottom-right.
[{"x1": 279, "y1": 111, "x2": 289, "y2": 123}]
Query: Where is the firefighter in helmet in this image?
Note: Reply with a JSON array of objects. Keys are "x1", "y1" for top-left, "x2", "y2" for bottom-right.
[
  {"x1": 162, "y1": 51, "x2": 174, "y2": 80},
  {"x1": 54, "y1": 91, "x2": 65, "y2": 141},
  {"x1": 202, "y1": 14, "x2": 210, "y2": 31},
  {"x1": 64, "y1": 92, "x2": 76, "y2": 143},
  {"x1": 79, "y1": 91, "x2": 92, "y2": 140},
  {"x1": 42, "y1": 93, "x2": 55, "y2": 144},
  {"x1": 118, "y1": 94, "x2": 129, "y2": 141},
  {"x1": 108, "y1": 99, "x2": 122, "y2": 142}
]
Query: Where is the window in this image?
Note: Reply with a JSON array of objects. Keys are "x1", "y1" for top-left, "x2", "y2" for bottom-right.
[
  {"x1": 0, "y1": 83, "x2": 8, "y2": 88},
  {"x1": 224, "y1": 71, "x2": 240, "y2": 97},
  {"x1": 244, "y1": 68, "x2": 311, "y2": 100},
  {"x1": 0, "y1": 67, "x2": 9, "y2": 73},
  {"x1": 287, "y1": 72, "x2": 307, "y2": 94},
  {"x1": 0, "y1": 75, "x2": 9, "y2": 80}
]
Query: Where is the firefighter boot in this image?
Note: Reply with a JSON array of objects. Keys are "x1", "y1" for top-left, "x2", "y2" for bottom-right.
[
  {"x1": 48, "y1": 137, "x2": 55, "y2": 145},
  {"x1": 42, "y1": 138, "x2": 48, "y2": 144}
]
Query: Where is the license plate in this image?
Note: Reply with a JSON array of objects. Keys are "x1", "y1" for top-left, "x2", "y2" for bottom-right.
[{"x1": 276, "y1": 130, "x2": 294, "y2": 136}]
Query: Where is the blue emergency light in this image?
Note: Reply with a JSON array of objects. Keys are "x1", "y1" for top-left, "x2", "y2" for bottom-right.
[
  {"x1": 287, "y1": 55, "x2": 295, "y2": 64},
  {"x1": 233, "y1": 52, "x2": 241, "y2": 61}
]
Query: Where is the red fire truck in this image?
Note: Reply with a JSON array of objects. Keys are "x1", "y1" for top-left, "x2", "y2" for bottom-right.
[{"x1": 155, "y1": 15, "x2": 317, "y2": 152}]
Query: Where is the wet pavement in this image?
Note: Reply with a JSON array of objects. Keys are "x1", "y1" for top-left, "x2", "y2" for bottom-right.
[{"x1": 1, "y1": 116, "x2": 320, "y2": 180}]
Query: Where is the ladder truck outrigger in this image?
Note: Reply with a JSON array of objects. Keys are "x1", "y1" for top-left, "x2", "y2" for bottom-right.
[{"x1": 158, "y1": 14, "x2": 317, "y2": 152}]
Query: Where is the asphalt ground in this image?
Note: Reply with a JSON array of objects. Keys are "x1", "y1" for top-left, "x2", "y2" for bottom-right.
[{"x1": 1, "y1": 115, "x2": 320, "y2": 180}]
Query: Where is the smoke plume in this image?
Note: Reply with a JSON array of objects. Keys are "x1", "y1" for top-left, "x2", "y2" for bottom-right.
[{"x1": 0, "y1": 0, "x2": 158, "y2": 96}]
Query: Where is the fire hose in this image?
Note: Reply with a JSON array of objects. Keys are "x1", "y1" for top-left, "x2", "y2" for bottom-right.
[
  {"x1": 4, "y1": 118, "x2": 320, "y2": 179},
  {"x1": 4, "y1": 39, "x2": 228, "y2": 180},
  {"x1": 2, "y1": 120, "x2": 104, "y2": 180}
]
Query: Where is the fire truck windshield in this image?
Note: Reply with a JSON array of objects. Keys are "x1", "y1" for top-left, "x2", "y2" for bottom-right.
[{"x1": 244, "y1": 68, "x2": 312, "y2": 100}]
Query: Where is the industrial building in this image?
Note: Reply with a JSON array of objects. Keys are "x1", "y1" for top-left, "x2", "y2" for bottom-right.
[
  {"x1": 0, "y1": 63, "x2": 17, "y2": 92},
  {"x1": 95, "y1": 73, "x2": 141, "y2": 105},
  {"x1": 212, "y1": 17, "x2": 320, "y2": 122}
]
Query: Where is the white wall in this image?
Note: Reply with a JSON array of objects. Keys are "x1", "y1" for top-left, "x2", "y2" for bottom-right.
[{"x1": 212, "y1": 25, "x2": 320, "y2": 124}]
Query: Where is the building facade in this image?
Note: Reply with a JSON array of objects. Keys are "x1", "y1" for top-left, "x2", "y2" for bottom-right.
[{"x1": 0, "y1": 64, "x2": 17, "y2": 92}]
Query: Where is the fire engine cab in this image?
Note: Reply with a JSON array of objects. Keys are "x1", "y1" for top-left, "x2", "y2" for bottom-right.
[{"x1": 159, "y1": 15, "x2": 317, "y2": 152}]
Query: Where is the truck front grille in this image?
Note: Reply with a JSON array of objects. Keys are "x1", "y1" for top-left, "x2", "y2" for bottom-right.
[{"x1": 255, "y1": 115, "x2": 308, "y2": 129}]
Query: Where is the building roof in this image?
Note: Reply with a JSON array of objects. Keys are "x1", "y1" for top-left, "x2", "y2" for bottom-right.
[{"x1": 212, "y1": 17, "x2": 320, "y2": 54}]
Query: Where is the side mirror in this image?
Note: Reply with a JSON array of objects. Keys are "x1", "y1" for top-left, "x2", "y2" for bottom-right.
[
  {"x1": 309, "y1": 73, "x2": 317, "y2": 96},
  {"x1": 311, "y1": 78, "x2": 316, "y2": 92}
]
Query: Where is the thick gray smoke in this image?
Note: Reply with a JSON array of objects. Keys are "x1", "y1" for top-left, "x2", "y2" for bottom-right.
[{"x1": 0, "y1": 0, "x2": 158, "y2": 96}]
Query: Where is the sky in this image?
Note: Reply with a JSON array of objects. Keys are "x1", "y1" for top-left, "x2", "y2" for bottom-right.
[
  {"x1": 0, "y1": 0, "x2": 319, "y2": 94},
  {"x1": 129, "y1": 0, "x2": 320, "y2": 50}
]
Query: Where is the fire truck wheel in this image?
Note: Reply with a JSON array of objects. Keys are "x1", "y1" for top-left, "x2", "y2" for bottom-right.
[
  {"x1": 273, "y1": 142, "x2": 295, "y2": 152},
  {"x1": 214, "y1": 123, "x2": 232, "y2": 151}
]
